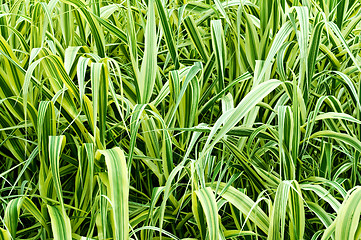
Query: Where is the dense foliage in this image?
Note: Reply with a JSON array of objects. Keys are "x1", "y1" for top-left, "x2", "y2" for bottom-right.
[{"x1": 1, "y1": 0, "x2": 361, "y2": 239}]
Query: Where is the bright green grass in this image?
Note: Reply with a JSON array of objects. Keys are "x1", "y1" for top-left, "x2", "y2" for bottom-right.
[{"x1": 0, "y1": 0, "x2": 361, "y2": 239}]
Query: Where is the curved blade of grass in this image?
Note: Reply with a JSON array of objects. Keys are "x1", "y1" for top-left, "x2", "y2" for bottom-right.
[
  {"x1": 202, "y1": 80, "x2": 281, "y2": 157},
  {"x1": 268, "y1": 181, "x2": 290, "y2": 240},
  {"x1": 195, "y1": 187, "x2": 221, "y2": 240},
  {"x1": 47, "y1": 205, "x2": 72, "y2": 240},
  {"x1": 309, "y1": 130, "x2": 361, "y2": 153},
  {"x1": 96, "y1": 147, "x2": 129, "y2": 240},
  {"x1": 335, "y1": 187, "x2": 361, "y2": 240},
  {"x1": 139, "y1": 0, "x2": 158, "y2": 103},
  {"x1": 4, "y1": 198, "x2": 22, "y2": 238},
  {"x1": 207, "y1": 182, "x2": 269, "y2": 234},
  {"x1": 49, "y1": 135, "x2": 66, "y2": 209}
]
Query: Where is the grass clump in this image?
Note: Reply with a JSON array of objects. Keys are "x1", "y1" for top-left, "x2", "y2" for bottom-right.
[{"x1": 1, "y1": 0, "x2": 361, "y2": 239}]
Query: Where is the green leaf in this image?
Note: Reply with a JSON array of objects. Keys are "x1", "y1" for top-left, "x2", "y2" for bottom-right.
[
  {"x1": 47, "y1": 205, "x2": 72, "y2": 240},
  {"x1": 96, "y1": 147, "x2": 129, "y2": 240},
  {"x1": 195, "y1": 187, "x2": 221, "y2": 240},
  {"x1": 138, "y1": 0, "x2": 158, "y2": 103}
]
